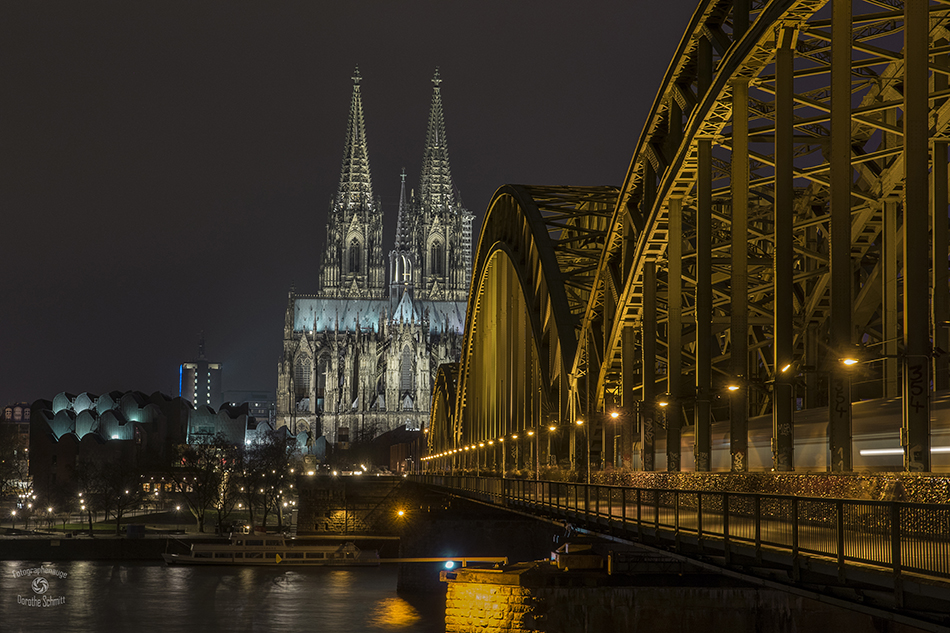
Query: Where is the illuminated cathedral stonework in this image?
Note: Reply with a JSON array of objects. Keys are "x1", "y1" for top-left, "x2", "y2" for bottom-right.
[{"x1": 276, "y1": 69, "x2": 473, "y2": 445}]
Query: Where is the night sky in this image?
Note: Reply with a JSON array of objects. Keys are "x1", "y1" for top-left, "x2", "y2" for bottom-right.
[{"x1": 0, "y1": 1, "x2": 697, "y2": 406}]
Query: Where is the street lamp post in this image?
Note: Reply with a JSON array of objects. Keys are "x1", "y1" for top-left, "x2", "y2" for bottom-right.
[
  {"x1": 607, "y1": 410, "x2": 620, "y2": 469},
  {"x1": 574, "y1": 419, "x2": 588, "y2": 484},
  {"x1": 176, "y1": 505, "x2": 181, "y2": 533}
]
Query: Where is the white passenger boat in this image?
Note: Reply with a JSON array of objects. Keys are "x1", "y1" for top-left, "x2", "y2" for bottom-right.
[{"x1": 162, "y1": 536, "x2": 380, "y2": 566}]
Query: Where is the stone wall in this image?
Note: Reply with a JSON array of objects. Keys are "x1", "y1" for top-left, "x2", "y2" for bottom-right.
[{"x1": 444, "y1": 577, "x2": 539, "y2": 631}]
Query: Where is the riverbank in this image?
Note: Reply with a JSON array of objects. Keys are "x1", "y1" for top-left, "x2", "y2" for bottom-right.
[{"x1": 0, "y1": 534, "x2": 206, "y2": 561}]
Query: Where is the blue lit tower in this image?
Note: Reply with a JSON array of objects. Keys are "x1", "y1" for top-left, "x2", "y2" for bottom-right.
[{"x1": 180, "y1": 334, "x2": 223, "y2": 409}]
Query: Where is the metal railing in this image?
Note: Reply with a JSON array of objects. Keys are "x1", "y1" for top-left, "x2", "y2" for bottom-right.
[{"x1": 413, "y1": 474, "x2": 950, "y2": 580}]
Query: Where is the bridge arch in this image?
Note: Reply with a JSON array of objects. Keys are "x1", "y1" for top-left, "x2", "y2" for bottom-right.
[
  {"x1": 574, "y1": 0, "x2": 950, "y2": 474},
  {"x1": 426, "y1": 185, "x2": 616, "y2": 471},
  {"x1": 427, "y1": 0, "x2": 950, "y2": 477}
]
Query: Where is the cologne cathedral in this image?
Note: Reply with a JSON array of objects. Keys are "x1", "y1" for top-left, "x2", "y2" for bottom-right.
[{"x1": 276, "y1": 69, "x2": 473, "y2": 447}]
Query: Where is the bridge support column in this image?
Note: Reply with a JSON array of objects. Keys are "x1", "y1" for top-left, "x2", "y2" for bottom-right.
[
  {"x1": 883, "y1": 108, "x2": 900, "y2": 399},
  {"x1": 933, "y1": 139, "x2": 949, "y2": 392},
  {"x1": 772, "y1": 26, "x2": 796, "y2": 472},
  {"x1": 667, "y1": 197, "x2": 683, "y2": 472},
  {"x1": 694, "y1": 140, "x2": 711, "y2": 471},
  {"x1": 903, "y1": 0, "x2": 931, "y2": 472},
  {"x1": 934, "y1": 37, "x2": 950, "y2": 393},
  {"x1": 694, "y1": 36, "x2": 713, "y2": 472},
  {"x1": 622, "y1": 325, "x2": 636, "y2": 469},
  {"x1": 730, "y1": 78, "x2": 749, "y2": 473},
  {"x1": 828, "y1": 0, "x2": 853, "y2": 472},
  {"x1": 642, "y1": 260, "x2": 657, "y2": 471}
]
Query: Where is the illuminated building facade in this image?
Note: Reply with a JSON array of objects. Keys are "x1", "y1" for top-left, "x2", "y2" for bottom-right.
[
  {"x1": 29, "y1": 390, "x2": 318, "y2": 499},
  {"x1": 2, "y1": 401, "x2": 31, "y2": 438},
  {"x1": 276, "y1": 69, "x2": 473, "y2": 445},
  {"x1": 180, "y1": 337, "x2": 223, "y2": 409}
]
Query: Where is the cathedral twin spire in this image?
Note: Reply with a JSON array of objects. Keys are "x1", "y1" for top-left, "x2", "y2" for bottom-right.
[
  {"x1": 321, "y1": 67, "x2": 469, "y2": 301},
  {"x1": 336, "y1": 67, "x2": 375, "y2": 209},
  {"x1": 419, "y1": 68, "x2": 459, "y2": 214},
  {"x1": 334, "y1": 66, "x2": 459, "y2": 215}
]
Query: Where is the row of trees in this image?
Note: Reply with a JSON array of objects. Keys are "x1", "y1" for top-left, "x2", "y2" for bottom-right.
[
  {"x1": 169, "y1": 429, "x2": 299, "y2": 533},
  {"x1": 51, "y1": 430, "x2": 301, "y2": 534}
]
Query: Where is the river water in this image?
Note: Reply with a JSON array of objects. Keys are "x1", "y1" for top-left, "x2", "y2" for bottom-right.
[{"x1": 0, "y1": 560, "x2": 445, "y2": 633}]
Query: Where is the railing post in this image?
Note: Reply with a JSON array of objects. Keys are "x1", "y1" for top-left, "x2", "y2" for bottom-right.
[
  {"x1": 892, "y1": 502, "x2": 903, "y2": 608},
  {"x1": 636, "y1": 488, "x2": 642, "y2": 541},
  {"x1": 723, "y1": 492, "x2": 730, "y2": 565},
  {"x1": 622, "y1": 487, "x2": 627, "y2": 531},
  {"x1": 697, "y1": 493, "x2": 703, "y2": 544},
  {"x1": 836, "y1": 500, "x2": 845, "y2": 582},
  {"x1": 891, "y1": 503, "x2": 902, "y2": 575},
  {"x1": 791, "y1": 496, "x2": 800, "y2": 581},
  {"x1": 608, "y1": 486, "x2": 613, "y2": 523},
  {"x1": 674, "y1": 490, "x2": 680, "y2": 550},
  {"x1": 754, "y1": 494, "x2": 761, "y2": 562}
]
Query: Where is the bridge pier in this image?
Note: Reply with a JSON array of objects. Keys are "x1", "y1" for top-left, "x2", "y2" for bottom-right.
[{"x1": 441, "y1": 547, "x2": 931, "y2": 633}]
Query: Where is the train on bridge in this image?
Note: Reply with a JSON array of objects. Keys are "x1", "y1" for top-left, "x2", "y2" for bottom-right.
[{"x1": 654, "y1": 391, "x2": 950, "y2": 473}]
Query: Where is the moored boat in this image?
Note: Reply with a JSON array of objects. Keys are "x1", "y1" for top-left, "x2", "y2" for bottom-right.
[{"x1": 162, "y1": 536, "x2": 379, "y2": 566}]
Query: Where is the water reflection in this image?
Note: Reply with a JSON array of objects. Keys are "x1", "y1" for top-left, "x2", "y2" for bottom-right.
[
  {"x1": 369, "y1": 597, "x2": 423, "y2": 629},
  {"x1": 0, "y1": 561, "x2": 443, "y2": 633}
]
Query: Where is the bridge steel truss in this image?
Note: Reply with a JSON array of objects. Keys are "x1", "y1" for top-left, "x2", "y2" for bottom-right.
[
  {"x1": 426, "y1": 0, "x2": 950, "y2": 475},
  {"x1": 426, "y1": 185, "x2": 617, "y2": 473},
  {"x1": 577, "y1": 0, "x2": 950, "y2": 474}
]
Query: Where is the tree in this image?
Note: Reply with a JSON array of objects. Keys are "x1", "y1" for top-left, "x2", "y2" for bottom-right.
[
  {"x1": 74, "y1": 460, "x2": 106, "y2": 535},
  {"x1": 168, "y1": 433, "x2": 240, "y2": 533},
  {"x1": 74, "y1": 459, "x2": 148, "y2": 535},
  {"x1": 0, "y1": 425, "x2": 29, "y2": 504},
  {"x1": 210, "y1": 442, "x2": 242, "y2": 533},
  {"x1": 240, "y1": 430, "x2": 299, "y2": 532}
]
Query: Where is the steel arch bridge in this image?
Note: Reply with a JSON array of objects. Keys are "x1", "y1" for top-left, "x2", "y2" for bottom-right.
[{"x1": 425, "y1": 0, "x2": 950, "y2": 476}]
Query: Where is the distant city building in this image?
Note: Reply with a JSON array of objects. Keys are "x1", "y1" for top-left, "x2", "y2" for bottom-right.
[
  {"x1": 29, "y1": 391, "x2": 321, "y2": 500},
  {"x1": 224, "y1": 390, "x2": 276, "y2": 426},
  {"x1": 2, "y1": 401, "x2": 31, "y2": 438},
  {"x1": 1, "y1": 402, "x2": 31, "y2": 497},
  {"x1": 180, "y1": 336, "x2": 223, "y2": 409},
  {"x1": 276, "y1": 68, "x2": 473, "y2": 446}
]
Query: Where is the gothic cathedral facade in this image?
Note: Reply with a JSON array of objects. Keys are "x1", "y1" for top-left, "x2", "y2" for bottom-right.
[{"x1": 276, "y1": 69, "x2": 473, "y2": 447}]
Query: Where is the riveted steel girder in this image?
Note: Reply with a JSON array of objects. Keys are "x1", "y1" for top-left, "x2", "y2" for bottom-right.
[
  {"x1": 442, "y1": 185, "x2": 616, "y2": 461},
  {"x1": 575, "y1": 0, "x2": 950, "y2": 473},
  {"x1": 426, "y1": 0, "x2": 950, "y2": 476}
]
